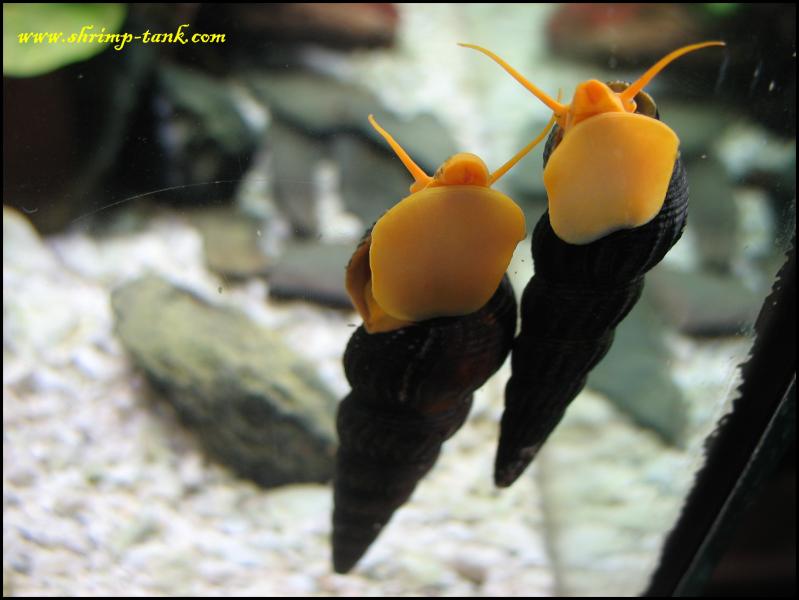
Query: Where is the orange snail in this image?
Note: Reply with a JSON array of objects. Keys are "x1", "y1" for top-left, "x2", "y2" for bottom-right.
[
  {"x1": 460, "y1": 41, "x2": 726, "y2": 486},
  {"x1": 332, "y1": 114, "x2": 555, "y2": 573}
]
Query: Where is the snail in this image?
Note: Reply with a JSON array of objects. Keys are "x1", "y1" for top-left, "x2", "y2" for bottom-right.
[
  {"x1": 461, "y1": 41, "x2": 726, "y2": 487},
  {"x1": 332, "y1": 114, "x2": 555, "y2": 573}
]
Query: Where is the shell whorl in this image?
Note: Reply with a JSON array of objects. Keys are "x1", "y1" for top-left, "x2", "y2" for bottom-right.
[
  {"x1": 333, "y1": 276, "x2": 517, "y2": 573},
  {"x1": 495, "y1": 93, "x2": 689, "y2": 487}
]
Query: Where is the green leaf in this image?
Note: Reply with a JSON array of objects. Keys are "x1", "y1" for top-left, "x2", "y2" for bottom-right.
[
  {"x1": 3, "y1": 3, "x2": 128, "y2": 77},
  {"x1": 701, "y1": 3, "x2": 740, "y2": 17}
]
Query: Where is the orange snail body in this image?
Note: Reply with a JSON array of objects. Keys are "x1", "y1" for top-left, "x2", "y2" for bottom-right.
[
  {"x1": 462, "y1": 41, "x2": 726, "y2": 486},
  {"x1": 332, "y1": 115, "x2": 554, "y2": 572}
]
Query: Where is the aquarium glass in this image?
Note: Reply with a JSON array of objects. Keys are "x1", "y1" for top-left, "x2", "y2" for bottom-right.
[{"x1": 3, "y1": 4, "x2": 795, "y2": 596}]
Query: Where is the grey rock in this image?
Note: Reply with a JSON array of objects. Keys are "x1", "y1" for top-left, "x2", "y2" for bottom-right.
[
  {"x1": 245, "y1": 69, "x2": 455, "y2": 174},
  {"x1": 159, "y1": 64, "x2": 257, "y2": 156},
  {"x1": 333, "y1": 133, "x2": 410, "y2": 226},
  {"x1": 269, "y1": 119, "x2": 327, "y2": 237},
  {"x1": 646, "y1": 267, "x2": 762, "y2": 336},
  {"x1": 268, "y1": 240, "x2": 355, "y2": 308},
  {"x1": 588, "y1": 298, "x2": 687, "y2": 445},
  {"x1": 187, "y1": 207, "x2": 271, "y2": 279},
  {"x1": 684, "y1": 156, "x2": 739, "y2": 272},
  {"x1": 717, "y1": 125, "x2": 795, "y2": 252},
  {"x1": 659, "y1": 99, "x2": 732, "y2": 160},
  {"x1": 157, "y1": 64, "x2": 259, "y2": 197},
  {"x1": 245, "y1": 69, "x2": 378, "y2": 137},
  {"x1": 364, "y1": 111, "x2": 457, "y2": 177},
  {"x1": 716, "y1": 120, "x2": 796, "y2": 181},
  {"x1": 112, "y1": 275, "x2": 337, "y2": 487}
]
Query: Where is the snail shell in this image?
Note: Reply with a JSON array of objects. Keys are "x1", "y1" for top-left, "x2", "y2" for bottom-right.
[
  {"x1": 459, "y1": 41, "x2": 722, "y2": 487},
  {"x1": 331, "y1": 113, "x2": 555, "y2": 571},
  {"x1": 496, "y1": 86, "x2": 690, "y2": 487},
  {"x1": 333, "y1": 274, "x2": 517, "y2": 573}
]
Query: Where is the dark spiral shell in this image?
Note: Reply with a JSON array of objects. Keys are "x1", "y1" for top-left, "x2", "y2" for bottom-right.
[
  {"x1": 333, "y1": 276, "x2": 517, "y2": 573},
  {"x1": 495, "y1": 88, "x2": 690, "y2": 487}
]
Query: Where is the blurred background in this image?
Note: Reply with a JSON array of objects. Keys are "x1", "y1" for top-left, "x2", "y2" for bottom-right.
[{"x1": 3, "y1": 4, "x2": 795, "y2": 596}]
